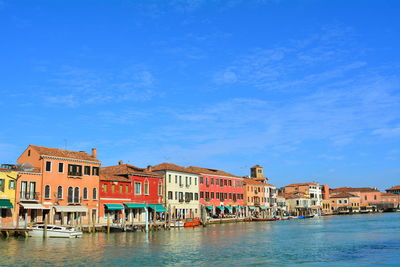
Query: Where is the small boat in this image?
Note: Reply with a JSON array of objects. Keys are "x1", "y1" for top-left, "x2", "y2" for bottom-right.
[
  {"x1": 29, "y1": 224, "x2": 83, "y2": 238},
  {"x1": 184, "y1": 218, "x2": 202, "y2": 227},
  {"x1": 171, "y1": 220, "x2": 185, "y2": 227}
]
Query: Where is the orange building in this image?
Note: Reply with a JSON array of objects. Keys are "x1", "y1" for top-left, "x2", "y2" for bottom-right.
[
  {"x1": 243, "y1": 178, "x2": 266, "y2": 217},
  {"x1": 330, "y1": 192, "x2": 361, "y2": 213},
  {"x1": 15, "y1": 145, "x2": 100, "y2": 226},
  {"x1": 380, "y1": 193, "x2": 400, "y2": 209},
  {"x1": 386, "y1": 185, "x2": 400, "y2": 195},
  {"x1": 330, "y1": 187, "x2": 380, "y2": 207}
]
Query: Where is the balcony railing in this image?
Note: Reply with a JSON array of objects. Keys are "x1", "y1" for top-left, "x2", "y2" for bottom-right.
[{"x1": 20, "y1": 191, "x2": 40, "y2": 201}]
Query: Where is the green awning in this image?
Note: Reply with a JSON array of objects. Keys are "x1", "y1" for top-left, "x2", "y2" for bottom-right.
[
  {"x1": 0, "y1": 199, "x2": 13, "y2": 209},
  {"x1": 248, "y1": 206, "x2": 255, "y2": 210},
  {"x1": 260, "y1": 206, "x2": 267, "y2": 210},
  {"x1": 225, "y1": 206, "x2": 232, "y2": 211},
  {"x1": 206, "y1": 206, "x2": 213, "y2": 210},
  {"x1": 148, "y1": 204, "x2": 166, "y2": 212},
  {"x1": 104, "y1": 203, "x2": 124, "y2": 210},
  {"x1": 124, "y1": 203, "x2": 147, "y2": 208},
  {"x1": 216, "y1": 206, "x2": 224, "y2": 210}
]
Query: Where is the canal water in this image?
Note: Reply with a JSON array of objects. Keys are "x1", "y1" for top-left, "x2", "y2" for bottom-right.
[{"x1": 1, "y1": 213, "x2": 399, "y2": 266}]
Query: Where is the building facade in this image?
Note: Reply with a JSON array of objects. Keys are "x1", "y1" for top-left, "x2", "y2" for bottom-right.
[
  {"x1": 152, "y1": 163, "x2": 200, "y2": 219},
  {"x1": 386, "y1": 186, "x2": 400, "y2": 195},
  {"x1": 187, "y1": 166, "x2": 244, "y2": 217},
  {"x1": 0, "y1": 168, "x2": 17, "y2": 227},
  {"x1": 99, "y1": 163, "x2": 164, "y2": 224},
  {"x1": 284, "y1": 182, "x2": 322, "y2": 215},
  {"x1": 330, "y1": 192, "x2": 361, "y2": 213},
  {"x1": 16, "y1": 145, "x2": 100, "y2": 226},
  {"x1": 243, "y1": 178, "x2": 267, "y2": 217},
  {"x1": 330, "y1": 187, "x2": 381, "y2": 207}
]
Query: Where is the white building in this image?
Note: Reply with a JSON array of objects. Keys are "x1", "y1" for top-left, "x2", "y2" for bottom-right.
[{"x1": 151, "y1": 163, "x2": 200, "y2": 219}]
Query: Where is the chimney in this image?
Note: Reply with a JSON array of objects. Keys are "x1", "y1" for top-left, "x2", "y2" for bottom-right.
[
  {"x1": 91, "y1": 148, "x2": 97, "y2": 159},
  {"x1": 147, "y1": 165, "x2": 152, "y2": 171},
  {"x1": 118, "y1": 160, "x2": 124, "y2": 165}
]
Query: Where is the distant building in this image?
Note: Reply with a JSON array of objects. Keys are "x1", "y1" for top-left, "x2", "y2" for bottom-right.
[
  {"x1": 330, "y1": 192, "x2": 361, "y2": 213},
  {"x1": 386, "y1": 186, "x2": 400, "y2": 195},
  {"x1": 380, "y1": 193, "x2": 400, "y2": 209},
  {"x1": 243, "y1": 178, "x2": 267, "y2": 217},
  {"x1": 0, "y1": 168, "x2": 17, "y2": 227},
  {"x1": 284, "y1": 182, "x2": 322, "y2": 215},
  {"x1": 249, "y1": 165, "x2": 277, "y2": 216},
  {"x1": 284, "y1": 192, "x2": 311, "y2": 216},
  {"x1": 330, "y1": 187, "x2": 380, "y2": 207}
]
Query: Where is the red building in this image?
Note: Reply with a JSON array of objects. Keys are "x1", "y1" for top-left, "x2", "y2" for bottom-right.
[
  {"x1": 99, "y1": 163, "x2": 164, "y2": 224},
  {"x1": 187, "y1": 166, "x2": 244, "y2": 217}
]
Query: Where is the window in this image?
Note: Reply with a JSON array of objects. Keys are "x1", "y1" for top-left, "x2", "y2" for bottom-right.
[
  {"x1": 200, "y1": 191, "x2": 204, "y2": 198},
  {"x1": 57, "y1": 186, "x2": 63, "y2": 199},
  {"x1": 175, "y1": 191, "x2": 177, "y2": 200},
  {"x1": 211, "y1": 178, "x2": 214, "y2": 184},
  {"x1": 58, "y1": 163, "x2": 64, "y2": 173},
  {"x1": 344, "y1": 199, "x2": 348, "y2": 204},
  {"x1": 168, "y1": 175, "x2": 171, "y2": 183},
  {"x1": 200, "y1": 177, "x2": 203, "y2": 184},
  {"x1": 45, "y1": 161, "x2": 52, "y2": 172},
  {"x1": 83, "y1": 188, "x2": 88, "y2": 200},
  {"x1": 9, "y1": 180, "x2": 15, "y2": 190},
  {"x1": 44, "y1": 185, "x2": 51, "y2": 199},
  {"x1": 68, "y1": 164, "x2": 82, "y2": 176},
  {"x1": 175, "y1": 175, "x2": 177, "y2": 183},
  {"x1": 168, "y1": 191, "x2": 173, "y2": 200},
  {"x1": 74, "y1": 187, "x2": 80, "y2": 203},
  {"x1": 28, "y1": 149, "x2": 31, "y2": 156},
  {"x1": 93, "y1": 188, "x2": 97, "y2": 200},
  {"x1": 195, "y1": 193, "x2": 198, "y2": 200},
  {"x1": 111, "y1": 184, "x2": 115, "y2": 193},
  {"x1": 224, "y1": 180, "x2": 227, "y2": 186},
  {"x1": 228, "y1": 180, "x2": 232, "y2": 186},
  {"x1": 158, "y1": 183, "x2": 162, "y2": 196},
  {"x1": 189, "y1": 177, "x2": 192, "y2": 185},
  {"x1": 119, "y1": 185, "x2": 123, "y2": 193},
  {"x1": 126, "y1": 185, "x2": 129, "y2": 193},
  {"x1": 195, "y1": 177, "x2": 197, "y2": 185},
  {"x1": 374, "y1": 195, "x2": 377, "y2": 200},
  {"x1": 84, "y1": 166, "x2": 91, "y2": 175},
  {"x1": 144, "y1": 181, "x2": 149, "y2": 195},
  {"x1": 216, "y1": 179, "x2": 219, "y2": 185},
  {"x1": 185, "y1": 176, "x2": 188, "y2": 186},
  {"x1": 179, "y1": 176, "x2": 182, "y2": 186},
  {"x1": 216, "y1": 192, "x2": 219, "y2": 199},
  {"x1": 103, "y1": 184, "x2": 107, "y2": 193},
  {"x1": 0, "y1": 179, "x2": 4, "y2": 192},
  {"x1": 92, "y1": 167, "x2": 99, "y2": 176},
  {"x1": 68, "y1": 187, "x2": 73, "y2": 203},
  {"x1": 364, "y1": 196, "x2": 367, "y2": 200},
  {"x1": 134, "y1": 182, "x2": 141, "y2": 195}
]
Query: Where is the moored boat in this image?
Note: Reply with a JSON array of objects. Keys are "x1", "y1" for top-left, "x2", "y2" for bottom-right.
[{"x1": 29, "y1": 224, "x2": 83, "y2": 238}]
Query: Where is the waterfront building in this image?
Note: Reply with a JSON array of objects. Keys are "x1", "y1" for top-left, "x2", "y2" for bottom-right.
[
  {"x1": 276, "y1": 192, "x2": 287, "y2": 216},
  {"x1": 330, "y1": 187, "x2": 380, "y2": 207},
  {"x1": 321, "y1": 184, "x2": 331, "y2": 215},
  {"x1": 99, "y1": 163, "x2": 164, "y2": 224},
  {"x1": 0, "y1": 167, "x2": 17, "y2": 227},
  {"x1": 15, "y1": 145, "x2": 101, "y2": 226},
  {"x1": 151, "y1": 163, "x2": 200, "y2": 219},
  {"x1": 284, "y1": 182, "x2": 322, "y2": 215},
  {"x1": 187, "y1": 166, "x2": 244, "y2": 218},
  {"x1": 249, "y1": 165, "x2": 277, "y2": 216},
  {"x1": 284, "y1": 193, "x2": 311, "y2": 216},
  {"x1": 386, "y1": 185, "x2": 400, "y2": 195},
  {"x1": 379, "y1": 193, "x2": 400, "y2": 209},
  {"x1": 330, "y1": 192, "x2": 361, "y2": 213},
  {"x1": 243, "y1": 178, "x2": 267, "y2": 217}
]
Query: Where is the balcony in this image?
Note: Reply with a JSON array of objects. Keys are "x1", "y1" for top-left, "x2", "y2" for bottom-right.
[{"x1": 20, "y1": 191, "x2": 40, "y2": 201}]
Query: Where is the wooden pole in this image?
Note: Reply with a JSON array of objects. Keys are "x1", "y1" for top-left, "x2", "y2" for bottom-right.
[
  {"x1": 44, "y1": 213, "x2": 47, "y2": 238},
  {"x1": 107, "y1": 212, "x2": 110, "y2": 234},
  {"x1": 92, "y1": 212, "x2": 96, "y2": 233}
]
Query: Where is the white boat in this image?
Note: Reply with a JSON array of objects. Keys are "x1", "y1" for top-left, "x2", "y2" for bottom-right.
[
  {"x1": 29, "y1": 224, "x2": 83, "y2": 238},
  {"x1": 170, "y1": 220, "x2": 185, "y2": 227}
]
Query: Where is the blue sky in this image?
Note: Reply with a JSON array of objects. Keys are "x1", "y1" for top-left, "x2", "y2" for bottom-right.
[{"x1": 1, "y1": 0, "x2": 399, "y2": 190}]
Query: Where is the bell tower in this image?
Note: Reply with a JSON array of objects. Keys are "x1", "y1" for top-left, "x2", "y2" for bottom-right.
[{"x1": 250, "y1": 165, "x2": 267, "y2": 182}]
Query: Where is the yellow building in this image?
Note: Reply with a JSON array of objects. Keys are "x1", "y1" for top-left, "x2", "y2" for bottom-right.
[{"x1": 0, "y1": 169, "x2": 18, "y2": 227}]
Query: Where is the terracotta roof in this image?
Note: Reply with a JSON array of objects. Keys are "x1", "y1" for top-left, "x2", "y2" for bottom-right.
[
  {"x1": 29, "y1": 145, "x2": 100, "y2": 162},
  {"x1": 284, "y1": 193, "x2": 309, "y2": 199},
  {"x1": 386, "y1": 185, "x2": 400, "y2": 191},
  {"x1": 286, "y1": 182, "x2": 318, "y2": 187},
  {"x1": 243, "y1": 178, "x2": 265, "y2": 186},
  {"x1": 251, "y1": 165, "x2": 262, "y2": 168},
  {"x1": 151, "y1": 163, "x2": 199, "y2": 175},
  {"x1": 330, "y1": 192, "x2": 359, "y2": 198},
  {"x1": 100, "y1": 174, "x2": 130, "y2": 182},
  {"x1": 101, "y1": 164, "x2": 162, "y2": 178},
  {"x1": 187, "y1": 166, "x2": 241, "y2": 178},
  {"x1": 381, "y1": 193, "x2": 399, "y2": 197},
  {"x1": 331, "y1": 187, "x2": 379, "y2": 193}
]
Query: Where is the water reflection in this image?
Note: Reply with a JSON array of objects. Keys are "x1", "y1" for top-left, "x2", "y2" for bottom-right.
[{"x1": 1, "y1": 213, "x2": 400, "y2": 266}]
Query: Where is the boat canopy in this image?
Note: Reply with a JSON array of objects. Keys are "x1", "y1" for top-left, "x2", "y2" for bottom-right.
[
  {"x1": 20, "y1": 203, "x2": 47, "y2": 210},
  {"x1": 104, "y1": 203, "x2": 124, "y2": 210},
  {"x1": 148, "y1": 204, "x2": 166, "y2": 212},
  {"x1": 0, "y1": 199, "x2": 13, "y2": 209},
  {"x1": 54, "y1": 206, "x2": 88, "y2": 213},
  {"x1": 206, "y1": 206, "x2": 213, "y2": 210},
  {"x1": 124, "y1": 203, "x2": 147, "y2": 209}
]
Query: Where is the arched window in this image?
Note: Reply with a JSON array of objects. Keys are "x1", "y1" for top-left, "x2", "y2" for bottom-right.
[
  {"x1": 93, "y1": 188, "x2": 97, "y2": 200},
  {"x1": 68, "y1": 187, "x2": 73, "y2": 203},
  {"x1": 158, "y1": 182, "x2": 162, "y2": 196},
  {"x1": 74, "y1": 187, "x2": 80, "y2": 203},
  {"x1": 44, "y1": 185, "x2": 50, "y2": 199},
  {"x1": 57, "y1": 186, "x2": 63, "y2": 199},
  {"x1": 83, "y1": 187, "x2": 88, "y2": 200}
]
